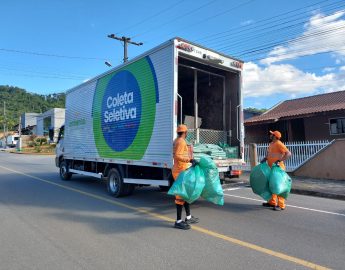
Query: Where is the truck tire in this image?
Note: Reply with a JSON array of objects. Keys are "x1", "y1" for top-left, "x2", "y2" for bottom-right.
[
  {"x1": 60, "y1": 160, "x2": 72, "y2": 181},
  {"x1": 107, "y1": 168, "x2": 126, "y2": 197}
]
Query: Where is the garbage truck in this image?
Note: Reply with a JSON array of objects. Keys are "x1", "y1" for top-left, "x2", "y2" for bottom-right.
[{"x1": 55, "y1": 37, "x2": 244, "y2": 197}]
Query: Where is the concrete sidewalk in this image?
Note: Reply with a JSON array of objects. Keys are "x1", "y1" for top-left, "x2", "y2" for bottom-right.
[{"x1": 225, "y1": 172, "x2": 345, "y2": 201}]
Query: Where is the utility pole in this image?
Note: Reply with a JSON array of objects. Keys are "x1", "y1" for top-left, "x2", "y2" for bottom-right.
[
  {"x1": 107, "y1": 34, "x2": 143, "y2": 63},
  {"x1": 17, "y1": 115, "x2": 22, "y2": 151},
  {"x1": 3, "y1": 101, "x2": 6, "y2": 149}
]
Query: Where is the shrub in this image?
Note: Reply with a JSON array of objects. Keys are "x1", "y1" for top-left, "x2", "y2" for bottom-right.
[{"x1": 35, "y1": 137, "x2": 47, "y2": 145}]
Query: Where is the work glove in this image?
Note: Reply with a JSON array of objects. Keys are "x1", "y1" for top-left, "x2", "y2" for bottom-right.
[
  {"x1": 274, "y1": 160, "x2": 281, "y2": 165},
  {"x1": 260, "y1": 157, "x2": 267, "y2": 163},
  {"x1": 190, "y1": 159, "x2": 199, "y2": 167}
]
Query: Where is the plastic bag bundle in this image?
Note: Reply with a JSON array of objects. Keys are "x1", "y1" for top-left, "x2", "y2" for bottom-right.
[
  {"x1": 199, "y1": 156, "x2": 224, "y2": 206},
  {"x1": 249, "y1": 163, "x2": 272, "y2": 201},
  {"x1": 193, "y1": 144, "x2": 227, "y2": 159},
  {"x1": 269, "y1": 164, "x2": 292, "y2": 199},
  {"x1": 168, "y1": 166, "x2": 205, "y2": 204},
  {"x1": 168, "y1": 157, "x2": 224, "y2": 205}
]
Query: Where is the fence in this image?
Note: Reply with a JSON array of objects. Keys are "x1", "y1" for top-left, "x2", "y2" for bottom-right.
[
  {"x1": 243, "y1": 140, "x2": 331, "y2": 172},
  {"x1": 187, "y1": 129, "x2": 227, "y2": 145}
]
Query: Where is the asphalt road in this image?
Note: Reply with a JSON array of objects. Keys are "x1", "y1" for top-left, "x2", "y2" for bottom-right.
[{"x1": 0, "y1": 152, "x2": 344, "y2": 270}]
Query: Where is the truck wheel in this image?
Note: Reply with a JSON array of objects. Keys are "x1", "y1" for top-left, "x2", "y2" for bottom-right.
[
  {"x1": 60, "y1": 160, "x2": 72, "y2": 180},
  {"x1": 107, "y1": 168, "x2": 125, "y2": 197}
]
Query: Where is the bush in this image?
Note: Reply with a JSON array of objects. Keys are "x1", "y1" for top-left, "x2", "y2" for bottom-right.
[{"x1": 35, "y1": 137, "x2": 47, "y2": 145}]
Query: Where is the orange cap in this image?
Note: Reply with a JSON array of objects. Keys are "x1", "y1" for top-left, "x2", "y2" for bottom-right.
[
  {"x1": 270, "y1": 130, "x2": 281, "y2": 139},
  {"x1": 177, "y1": 124, "x2": 188, "y2": 133}
]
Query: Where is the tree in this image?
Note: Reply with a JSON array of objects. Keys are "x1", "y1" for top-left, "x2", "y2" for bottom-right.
[{"x1": 244, "y1": 107, "x2": 267, "y2": 114}]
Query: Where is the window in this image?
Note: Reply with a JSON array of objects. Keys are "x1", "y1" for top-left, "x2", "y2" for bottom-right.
[{"x1": 330, "y1": 118, "x2": 345, "y2": 135}]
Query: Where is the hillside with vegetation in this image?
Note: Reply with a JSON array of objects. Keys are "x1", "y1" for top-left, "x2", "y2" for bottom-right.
[{"x1": 0, "y1": 85, "x2": 65, "y2": 131}]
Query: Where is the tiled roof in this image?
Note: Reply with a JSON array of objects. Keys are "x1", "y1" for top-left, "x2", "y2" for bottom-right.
[{"x1": 245, "y1": 90, "x2": 345, "y2": 125}]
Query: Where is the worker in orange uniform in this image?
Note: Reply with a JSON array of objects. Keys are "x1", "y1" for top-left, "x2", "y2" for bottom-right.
[
  {"x1": 172, "y1": 124, "x2": 199, "y2": 230},
  {"x1": 261, "y1": 130, "x2": 291, "y2": 211}
]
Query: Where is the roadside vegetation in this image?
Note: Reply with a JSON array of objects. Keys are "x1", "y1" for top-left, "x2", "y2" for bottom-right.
[{"x1": 22, "y1": 135, "x2": 56, "y2": 154}]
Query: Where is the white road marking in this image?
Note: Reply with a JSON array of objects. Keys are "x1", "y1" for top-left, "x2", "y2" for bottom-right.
[
  {"x1": 223, "y1": 187, "x2": 244, "y2": 191},
  {"x1": 223, "y1": 193, "x2": 345, "y2": 217}
]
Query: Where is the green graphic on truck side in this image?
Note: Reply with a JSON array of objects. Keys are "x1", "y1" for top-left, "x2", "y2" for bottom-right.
[{"x1": 92, "y1": 56, "x2": 158, "y2": 160}]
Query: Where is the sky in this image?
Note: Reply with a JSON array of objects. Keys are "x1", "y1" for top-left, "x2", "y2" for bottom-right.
[{"x1": 1, "y1": 0, "x2": 345, "y2": 109}]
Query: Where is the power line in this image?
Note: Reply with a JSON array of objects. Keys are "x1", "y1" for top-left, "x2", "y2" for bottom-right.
[
  {"x1": 116, "y1": 0, "x2": 185, "y2": 35},
  {"x1": 0, "y1": 48, "x2": 108, "y2": 61},
  {"x1": 131, "y1": 0, "x2": 218, "y2": 38},
  {"x1": 207, "y1": 5, "x2": 345, "y2": 62},
  {"x1": 232, "y1": 25, "x2": 345, "y2": 57},
  {"x1": 195, "y1": 0, "x2": 334, "y2": 43},
  {"x1": 208, "y1": 1, "x2": 345, "y2": 50},
  {"x1": 244, "y1": 63, "x2": 345, "y2": 71},
  {"x1": 1, "y1": 72, "x2": 85, "y2": 81},
  {"x1": 242, "y1": 38, "x2": 345, "y2": 60},
  {"x1": 0, "y1": 66, "x2": 89, "y2": 79},
  {"x1": 246, "y1": 47, "x2": 345, "y2": 63},
  {"x1": 149, "y1": 0, "x2": 256, "y2": 43},
  {"x1": 213, "y1": 4, "x2": 345, "y2": 52},
  {"x1": 244, "y1": 79, "x2": 345, "y2": 82}
]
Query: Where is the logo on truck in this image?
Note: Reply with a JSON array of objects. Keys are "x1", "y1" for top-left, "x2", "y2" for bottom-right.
[{"x1": 93, "y1": 56, "x2": 159, "y2": 159}]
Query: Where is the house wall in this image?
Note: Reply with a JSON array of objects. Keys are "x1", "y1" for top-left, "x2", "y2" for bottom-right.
[
  {"x1": 303, "y1": 110, "x2": 345, "y2": 141},
  {"x1": 245, "y1": 121, "x2": 292, "y2": 143},
  {"x1": 293, "y1": 139, "x2": 345, "y2": 180},
  {"x1": 245, "y1": 110, "x2": 345, "y2": 143},
  {"x1": 244, "y1": 124, "x2": 269, "y2": 144}
]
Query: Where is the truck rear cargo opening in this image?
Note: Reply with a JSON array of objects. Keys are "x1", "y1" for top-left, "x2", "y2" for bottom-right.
[
  {"x1": 177, "y1": 56, "x2": 241, "y2": 149},
  {"x1": 56, "y1": 37, "x2": 244, "y2": 197}
]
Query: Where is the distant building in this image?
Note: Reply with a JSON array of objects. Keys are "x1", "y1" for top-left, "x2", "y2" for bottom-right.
[
  {"x1": 21, "y1": 113, "x2": 39, "y2": 135},
  {"x1": 245, "y1": 90, "x2": 345, "y2": 143},
  {"x1": 36, "y1": 108, "x2": 65, "y2": 142},
  {"x1": 21, "y1": 112, "x2": 39, "y2": 128}
]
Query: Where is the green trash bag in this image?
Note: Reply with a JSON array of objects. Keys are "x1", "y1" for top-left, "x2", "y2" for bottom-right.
[
  {"x1": 199, "y1": 156, "x2": 224, "y2": 206},
  {"x1": 269, "y1": 164, "x2": 292, "y2": 199},
  {"x1": 168, "y1": 165, "x2": 206, "y2": 204},
  {"x1": 249, "y1": 162, "x2": 272, "y2": 201}
]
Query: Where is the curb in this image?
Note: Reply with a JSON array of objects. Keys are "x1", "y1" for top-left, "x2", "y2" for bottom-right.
[{"x1": 9, "y1": 151, "x2": 55, "y2": 156}]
